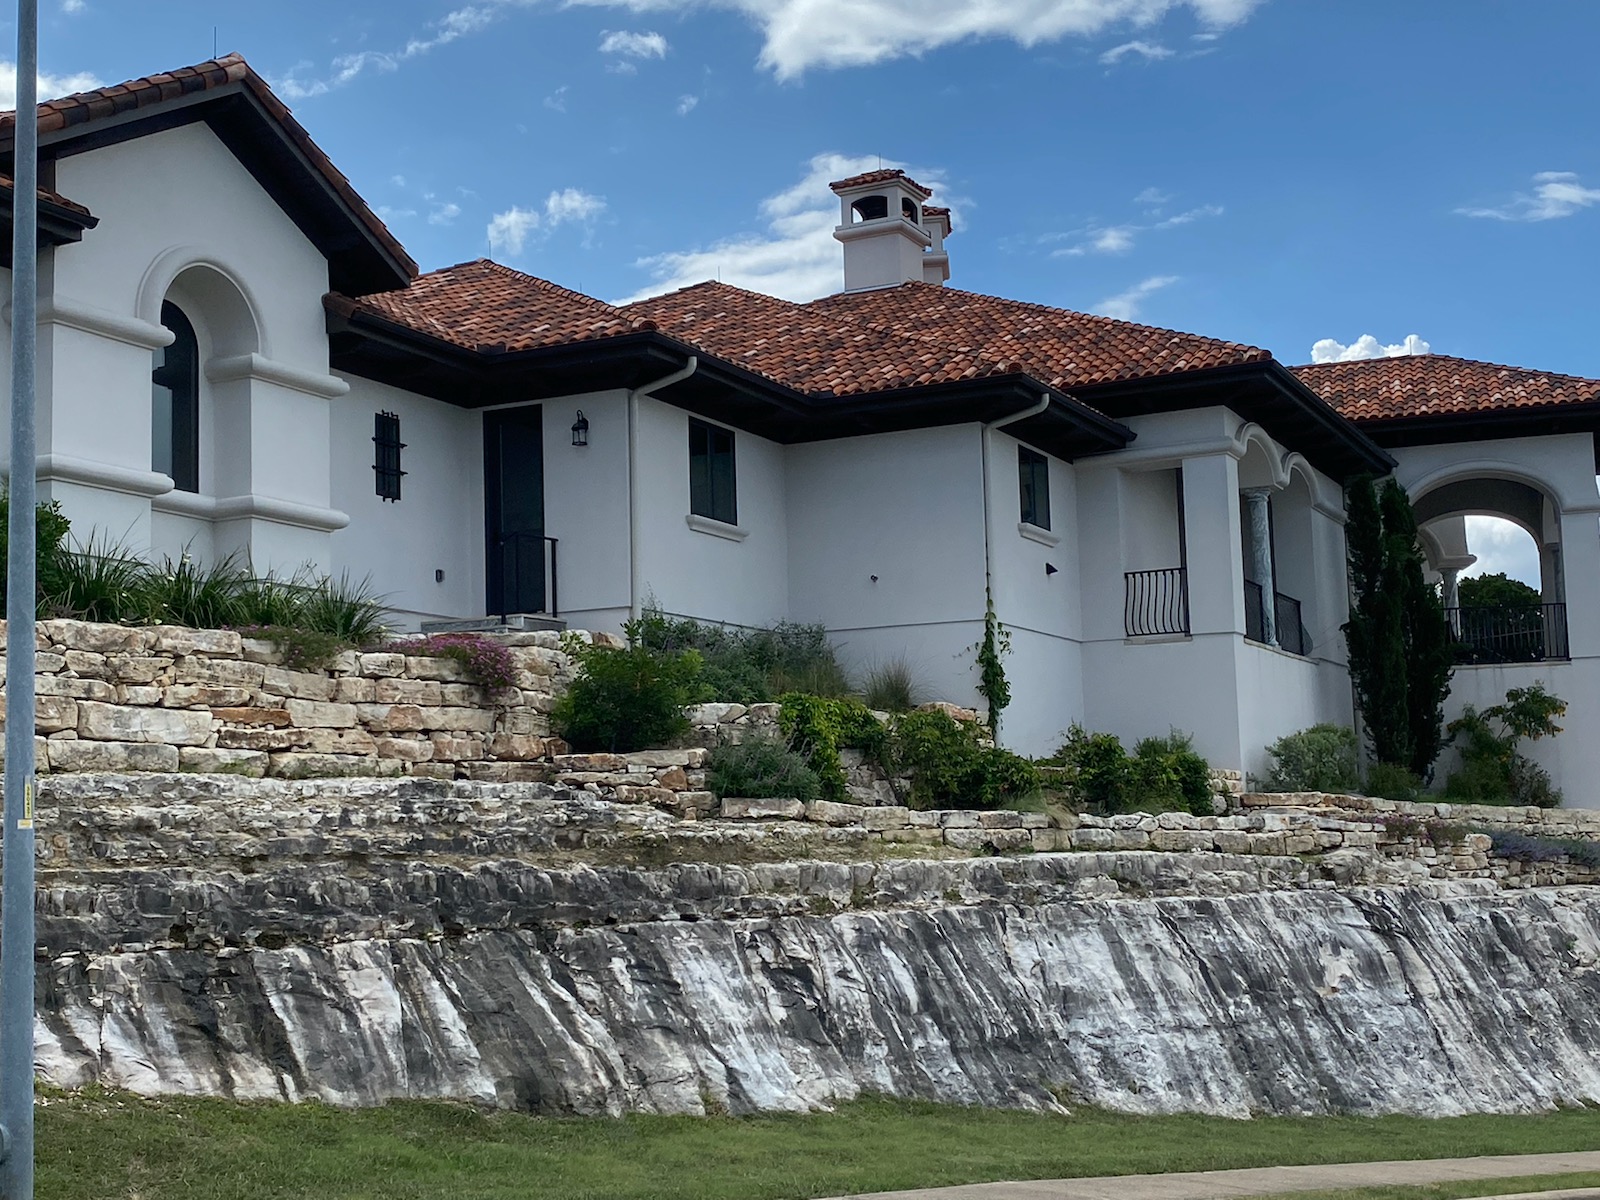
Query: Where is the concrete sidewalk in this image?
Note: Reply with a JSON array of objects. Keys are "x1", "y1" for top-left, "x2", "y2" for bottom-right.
[{"x1": 817, "y1": 1151, "x2": 1600, "y2": 1200}]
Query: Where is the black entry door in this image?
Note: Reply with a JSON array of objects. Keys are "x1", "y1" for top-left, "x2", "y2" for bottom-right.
[{"x1": 484, "y1": 408, "x2": 545, "y2": 615}]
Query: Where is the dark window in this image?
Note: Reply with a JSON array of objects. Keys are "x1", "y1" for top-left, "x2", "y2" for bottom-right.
[
  {"x1": 1019, "y1": 446, "x2": 1050, "y2": 531},
  {"x1": 852, "y1": 194, "x2": 888, "y2": 221},
  {"x1": 152, "y1": 301, "x2": 199, "y2": 493},
  {"x1": 689, "y1": 418, "x2": 737, "y2": 525},
  {"x1": 901, "y1": 197, "x2": 919, "y2": 221},
  {"x1": 373, "y1": 411, "x2": 406, "y2": 501}
]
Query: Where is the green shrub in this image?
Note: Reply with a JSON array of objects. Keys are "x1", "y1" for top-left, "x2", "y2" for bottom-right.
[
  {"x1": 633, "y1": 605, "x2": 848, "y2": 703},
  {"x1": 891, "y1": 707, "x2": 1038, "y2": 810},
  {"x1": 1261, "y1": 724, "x2": 1361, "y2": 793},
  {"x1": 779, "y1": 693, "x2": 888, "y2": 802},
  {"x1": 1444, "y1": 684, "x2": 1566, "y2": 808},
  {"x1": 237, "y1": 625, "x2": 346, "y2": 672},
  {"x1": 0, "y1": 489, "x2": 73, "y2": 615},
  {"x1": 293, "y1": 572, "x2": 389, "y2": 644},
  {"x1": 1130, "y1": 730, "x2": 1215, "y2": 817},
  {"x1": 706, "y1": 738, "x2": 822, "y2": 803},
  {"x1": 858, "y1": 658, "x2": 924, "y2": 714},
  {"x1": 552, "y1": 628, "x2": 702, "y2": 753},
  {"x1": 44, "y1": 535, "x2": 146, "y2": 623},
  {"x1": 134, "y1": 553, "x2": 251, "y2": 629},
  {"x1": 1362, "y1": 760, "x2": 1422, "y2": 802},
  {"x1": 1048, "y1": 725, "x2": 1132, "y2": 815}
]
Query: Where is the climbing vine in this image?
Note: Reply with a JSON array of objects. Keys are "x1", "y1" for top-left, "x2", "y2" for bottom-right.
[{"x1": 973, "y1": 596, "x2": 1011, "y2": 736}]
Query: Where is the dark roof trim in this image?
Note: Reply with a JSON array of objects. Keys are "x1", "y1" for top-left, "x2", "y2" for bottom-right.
[
  {"x1": 0, "y1": 181, "x2": 98, "y2": 258},
  {"x1": 1346, "y1": 399, "x2": 1600, "y2": 449}
]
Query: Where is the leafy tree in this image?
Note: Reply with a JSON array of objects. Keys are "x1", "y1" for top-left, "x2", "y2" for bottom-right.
[
  {"x1": 1343, "y1": 476, "x2": 1454, "y2": 780},
  {"x1": 1458, "y1": 572, "x2": 1541, "y2": 609}
]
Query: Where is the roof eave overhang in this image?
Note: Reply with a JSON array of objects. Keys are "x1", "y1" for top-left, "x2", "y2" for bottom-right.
[
  {"x1": 0, "y1": 186, "x2": 97, "y2": 264},
  {"x1": 1070, "y1": 360, "x2": 1395, "y2": 481},
  {"x1": 7, "y1": 82, "x2": 413, "y2": 295},
  {"x1": 1347, "y1": 400, "x2": 1600, "y2": 450}
]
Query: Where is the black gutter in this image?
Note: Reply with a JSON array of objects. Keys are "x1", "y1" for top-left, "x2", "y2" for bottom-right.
[{"x1": 0, "y1": 186, "x2": 97, "y2": 249}]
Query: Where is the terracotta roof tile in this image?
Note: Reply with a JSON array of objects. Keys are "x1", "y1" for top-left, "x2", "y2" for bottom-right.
[
  {"x1": 0, "y1": 172, "x2": 91, "y2": 218},
  {"x1": 1292, "y1": 354, "x2": 1600, "y2": 423},
  {"x1": 813, "y1": 282, "x2": 1270, "y2": 391},
  {"x1": 329, "y1": 259, "x2": 654, "y2": 352},
  {"x1": 624, "y1": 280, "x2": 1010, "y2": 396},
  {"x1": 0, "y1": 53, "x2": 417, "y2": 281},
  {"x1": 829, "y1": 168, "x2": 933, "y2": 199},
  {"x1": 922, "y1": 204, "x2": 953, "y2": 231}
]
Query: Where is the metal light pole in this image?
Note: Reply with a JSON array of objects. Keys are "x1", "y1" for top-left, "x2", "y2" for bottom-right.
[{"x1": 2, "y1": 0, "x2": 39, "y2": 1194}]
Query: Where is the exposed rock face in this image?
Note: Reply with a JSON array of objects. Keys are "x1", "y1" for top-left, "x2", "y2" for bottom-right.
[{"x1": 25, "y1": 775, "x2": 1600, "y2": 1119}]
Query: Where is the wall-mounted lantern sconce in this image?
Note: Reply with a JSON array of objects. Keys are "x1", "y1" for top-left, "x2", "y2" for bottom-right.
[{"x1": 571, "y1": 411, "x2": 590, "y2": 447}]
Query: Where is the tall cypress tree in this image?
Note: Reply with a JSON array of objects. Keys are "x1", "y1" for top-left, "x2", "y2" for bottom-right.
[{"x1": 1343, "y1": 476, "x2": 1453, "y2": 777}]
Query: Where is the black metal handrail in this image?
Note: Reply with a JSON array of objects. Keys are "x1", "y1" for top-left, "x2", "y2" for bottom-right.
[
  {"x1": 1447, "y1": 603, "x2": 1568, "y2": 663},
  {"x1": 496, "y1": 533, "x2": 559, "y2": 619},
  {"x1": 1124, "y1": 567, "x2": 1190, "y2": 637},
  {"x1": 1244, "y1": 579, "x2": 1311, "y2": 656}
]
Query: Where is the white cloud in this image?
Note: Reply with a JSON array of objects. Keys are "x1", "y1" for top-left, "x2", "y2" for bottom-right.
[
  {"x1": 0, "y1": 63, "x2": 102, "y2": 108},
  {"x1": 61, "y1": 0, "x2": 86, "y2": 14},
  {"x1": 677, "y1": 93, "x2": 699, "y2": 115},
  {"x1": 1458, "y1": 171, "x2": 1600, "y2": 222},
  {"x1": 1048, "y1": 198, "x2": 1220, "y2": 257},
  {"x1": 599, "y1": 29, "x2": 669, "y2": 59},
  {"x1": 1100, "y1": 40, "x2": 1173, "y2": 64},
  {"x1": 1155, "y1": 203, "x2": 1223, "y2": 227},
  {"x1": 1133, "y1": 187, "x2": 1173, "y2": 206},
  {"x1": 545, "y1": 187, "x2": 606, "y2": 225},
  {"x1": 487, "y1": 206, "x2": 541, "y2": 257},
  {"x1": 428, "y1": 202, "x2": 463, "y2": 226},
  {"x1": 1309, "y1": 333, "x2": 1431, "y2": 363},
  {"x1": 615, "y1": 151, "x2": 954, "y2": 305},
  {"x1": 376, "y1": 205, "x2": 418, "y2": 222},
  {"x1": 1095, "y1": 274, "x2": 1179, "y2": 321},
  {"x1": 274, "y1": 0, "x2": 1267, "y2": 95},
  {"x1": 543, "y1": 85, "x2": 569, "y2": 112},
  {"x1": 1463, "y1": 516, "x2": 1541, "y2": 588}
]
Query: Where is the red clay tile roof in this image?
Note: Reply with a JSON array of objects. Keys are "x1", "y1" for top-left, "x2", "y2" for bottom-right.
[
  {"x1": 1293, "y1": 355, "x2": 1600, "y2": 423},
  {"x1": 327, "y1": 259, "x2": 655, "y2": 352},
  {"x1": 0, "y1": 172, "x2": 92, "y2": 218},
  {"x1": 0, "y1": 53, "x2": 416, "y2": 281},
  {"x1": 829, "y1": 168, "x2": 933, "y2": 199},
  {"x1": 922, "y1": 204, "x2": 953, "y2": 231},
  {"x1": 624, "y1": 280, "x2": 1012, "y2": 396},
  {"x1": 814, "y1": 282, "x2": 1271, "y2": 391}
]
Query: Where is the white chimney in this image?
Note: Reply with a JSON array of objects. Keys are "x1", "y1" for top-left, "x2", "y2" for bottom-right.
[{"x1": 829, "y1": 169, "x2": 950, "y2": 291}]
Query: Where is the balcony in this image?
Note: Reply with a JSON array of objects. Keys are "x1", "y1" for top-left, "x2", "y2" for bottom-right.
[
  {"x1": 1244, "y1": 579, "x2": 1311, "y2": 657},
  {"x1": 1124, "y1": 567, "x2": 1190, "y2": 637},
  {"x1": 1448, "y1": 603, "x2": 1569, "y2": 664}
]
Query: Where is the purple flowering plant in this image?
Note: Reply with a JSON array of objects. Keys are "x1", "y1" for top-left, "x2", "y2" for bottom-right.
[{"x1": 381, "y1": 632, "x2": 518, "y2": 692}]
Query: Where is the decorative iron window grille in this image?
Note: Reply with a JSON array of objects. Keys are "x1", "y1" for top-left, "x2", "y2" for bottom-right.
[{"x1": 373, "y1": 411, "x2": 406, "y2": 501}]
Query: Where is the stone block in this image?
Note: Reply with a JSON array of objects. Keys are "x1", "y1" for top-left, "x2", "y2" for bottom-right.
[
  {"x1": 358, "y1": 653, "x2": 407, "y2": 678},
  {"x1": 62, "y1": 650, "x2": 106, "y2": 677},
  {"x1": 212, "y1": 706, "x2": 292, "y2": 727},
  {"x1": 1030, "y1": 829, "x2": 1075, "y2": 852},
  {"x1": 408, "y1": 762, "x2": 458, "y2": 781},
  {"x1": 940, "y1": 811, "x2": 981, "y2": 828},
  {"x1": 217, "y1": 727, "x2": 312, "y2": 752},
  {"x1": 179, "y1": 747, "x2": 269, "y2": 777},
  {"x1": 805, "y1": 800, "x2": 869, "y2": 826},
  {"x1": 1150, "y1": 829, "x2": 1215, "y2": 853},
  {"x1": 497, "y1": 710, "x2": 551, "y2": 736},
  {"x1": 238, "y1": 638, "x2": 284, "y2": 665},
  {"x1": 675, "y1": 790, "x2": 716, "y2": 812},
  {"x1": 487, "y1": 733, "x2": 546, "y2": 761},
  {"x1": 1283, "y1": 834, "x2": 1318, "y2": 856},
  {"x1": 654, "y1": 766, "x2": 689, "y2": 791},
  {"x1": 721, "y1": 797, "x2": 805, "y2": 820},
  {"x1": 880, "y1": 828, "x2": 945, "y2": 845},
  {"x1": 77, "y1": 700, "x2": 213, "y2": 746},
  {"x1": 333, "y1": 678, "x2": 377, "y2": 704},
  {"x1": 262, "y1": 667, "x2": 336, "y2": 702},
  {"x1": 977, "y1": 811, "x2": 1023, "y2": 829},
  {"x1": 357, "y1": 704, "x2": 427, "y2": 732},
  {"x1": 151, "y1": 627, "x2": 242, "y2": 657},
  {"x1": 34, "y1": 696, "x2": 76, "y2": 734},
  {"x1": 745, "y1": 703, "x2": 782, "y2": 723},
  {"x1": 1247, "y1": 833, "x2": 1288, "y2": 855},
  {"x1": 1214, "y1": 830, "x2": 1252, "y2": 854},
  {"x1": 430, "y1": 733, "x2": 486, "y2": 762},
  {"x1": 620, "y1": 749, "x2": 694, "y2": 769},
  {"x1": 612, "y1": 784, "x2": 679, "y2": 806},
  {"x1": 1111, "y1": 830, "x2": 1152, "y2": 850},
  {"x1": 268, "y1": 753, "x2": 401, "y2": 780},
  {"x1": 35, "y1": 676, "x2": 117, "y2": 702},
  {"x1": 304, "y1": 729, "x2": 379, "y2": 756},
  {"x1": 45, "y1": 620, "x2": 151, "y2": 654},
  {"x1": 373, "y1": 678, "x2": 444, "y2": 705},
  {"x1": 173, "y1": 658, "x2": 265, "y2": 689},
  {"x1": 859, "y1": 806, "x2": 912, "y2": 831},
  {"x1": 687, "y1": 702, "x2": 748, "y2": 726},
  {"x1": 48, "y1": 739, "x2": 178, "y2": 773},
  {"x1": 375, "y1": 736, "x2": 434, "y2": 762},
  {"x1": 284, "y1": 700, "x2": 358, "y2": 729},
  {"x1": 416, "y1": 706, "x2": 496, "y2": 733},
  {"x1": 34, "y1": 652, "x2": 66, "y2": 673},
  {"x1": 405, "y1": 655, "x2": 472, "y2": 682},
  {"x1": 554, "y1": 753, "x2": 627, "y2": 772},
  {"x1": 115, "y1": 686, "x2": 160, "y2": 706},
  {"x1": 944, "y1": 827, "x2": 1033, "y2": 853},
  {"x1": 164, "y1": 685, "x2": 255, "y2": 709},
  {"x1": 1019, "y1": 813, "x2": 1050, "y2": 829},
  {"x1": 106, "y1": 656, "x2": 172, "y2": 685}
]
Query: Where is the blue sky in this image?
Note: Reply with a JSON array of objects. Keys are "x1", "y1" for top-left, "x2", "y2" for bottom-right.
[{"x1": 11, "y1": 0, "x2": 1598, "y2": 581}]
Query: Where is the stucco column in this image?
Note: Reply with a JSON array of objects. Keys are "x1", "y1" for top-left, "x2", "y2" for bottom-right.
[
  {"x1": 1440, "y1": 566, "x2": 1461, "y2": 609},
  {"x1": 1242, "y1": 486, "x2": 1277, "y2": 647},
  {"x1": 1180, "y1": 453, "x2": 1245, "y2": 636}
]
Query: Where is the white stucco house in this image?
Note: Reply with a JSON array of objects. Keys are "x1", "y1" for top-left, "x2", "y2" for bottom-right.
[{"x1": 2, "y1": 55, "x2": 1598, "y2": 792}]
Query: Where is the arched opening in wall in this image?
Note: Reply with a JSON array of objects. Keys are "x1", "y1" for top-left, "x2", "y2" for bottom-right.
[
  {"x1": 1269, "y1": 468, "x2": 1318, "y2": 657},
  {"x1": 156, "y1": 264, "x2": 260, "y2": 502},
  {"x1": 1413, "y1": 476, "x2": 1567, "y2": 663},
  {"x1": 851, "y1": 194, "x2": 888, "y2": 222},
  {"x1": 1234, "y1": 436, "x2": 1311, "y2": 653},
  {"x1": 901, "y1": 197, "x2": 919, "y2": 222}
]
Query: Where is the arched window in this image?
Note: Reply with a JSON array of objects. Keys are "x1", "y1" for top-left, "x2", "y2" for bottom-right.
[
  {"x1": 851, "y1": 194, "x2": 888, "y2": 222},
  {"x1": 152, "y1": 300, "x2": 199, "y2": 493},
  {"x1": 901, "y1": 197, "x2": 919, "y2": 222}
]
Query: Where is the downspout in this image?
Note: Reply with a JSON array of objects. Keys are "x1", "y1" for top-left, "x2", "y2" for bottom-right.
[{"x1": 628, "y1": 356, "x2": 699, "y2": 623}]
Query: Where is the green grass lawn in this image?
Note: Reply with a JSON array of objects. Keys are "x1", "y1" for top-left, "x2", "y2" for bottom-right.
[
  {"x1": 34, "y1": 1091, "x2": 1600, "y2": 1200},
  {"x1": 1258, "y1": 1177, "x2": 1600, "y2": 1200}
]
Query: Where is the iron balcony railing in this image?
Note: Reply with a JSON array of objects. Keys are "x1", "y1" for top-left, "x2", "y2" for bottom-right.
[
  {"x1": 1447, "y1": 603, "x2": 1568, "y2": 664},
  {"x1": 1124, "y1": 567, "x2": 1190, "y2": 637},
  {"x1": 493, "y1": 532, "x2": 559, "y2": 619},
  {"x1": 1244, "y1": 579, "x2": 1312, "y2": 657}
]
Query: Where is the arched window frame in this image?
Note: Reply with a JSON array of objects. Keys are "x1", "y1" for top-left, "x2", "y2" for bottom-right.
[{"x1": 152, "y1": 300, "x2": 200, "y2": 493}]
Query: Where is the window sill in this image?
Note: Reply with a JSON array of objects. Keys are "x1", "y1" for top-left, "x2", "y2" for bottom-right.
[
  {"x1": 686, "y1": 513, "x2": 749, "y2": 542},
  {"x1": 1017, "y1": 521, "x2": 1062, "y2": 547}
]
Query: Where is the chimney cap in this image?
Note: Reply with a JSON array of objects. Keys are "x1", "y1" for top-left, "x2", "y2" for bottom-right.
[{"x1": 828, "y1": 168, "x2": 933, "y2": 201}]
